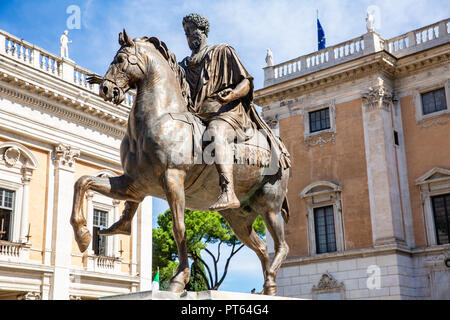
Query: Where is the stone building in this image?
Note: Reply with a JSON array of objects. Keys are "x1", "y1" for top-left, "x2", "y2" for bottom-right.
[
  {"x1": 0, "y1": 29, "x2": 152, "y2": 299},
  {"x1": 255, "y1": 18, "x2": 450, "y2": 299}
]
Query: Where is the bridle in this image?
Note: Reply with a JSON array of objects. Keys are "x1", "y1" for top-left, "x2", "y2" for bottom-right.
[{"x1": 103, "y1": 44, "x2": 146, "y2": 95}]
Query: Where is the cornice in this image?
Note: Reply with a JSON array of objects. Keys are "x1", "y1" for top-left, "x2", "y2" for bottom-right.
[
  {"x1": 0, "y1": 55, "x2": 129, "y2": 133},
  {"x1": 0, "y1": 82, "x2": 127, "y2": 138},
  {"x1": 393, "y1": 42, "x2": 450, "y2": 78},
  {"x1": 254, "y1": 51, "x2": 397, "y2": 106},
  {"x1": 255, "y1": 45, "x2": 449, "y2": 107}
]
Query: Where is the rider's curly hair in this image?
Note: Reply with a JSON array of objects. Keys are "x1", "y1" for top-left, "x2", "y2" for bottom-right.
[{"x1": 182, "y1": 13, "x2": 210, "y2": 37}]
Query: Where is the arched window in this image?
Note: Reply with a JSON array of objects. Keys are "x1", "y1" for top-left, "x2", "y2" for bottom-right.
[
  {"x1": 300, "y1": 181, "x2": 345, "y2": 255},
  {"x1": 0, "y1": 142, "x2": 38, "y2": 246}
]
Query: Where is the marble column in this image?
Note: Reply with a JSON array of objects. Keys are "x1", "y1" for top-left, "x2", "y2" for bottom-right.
[{"x1": 50, "y1": 144, "x2": 80, "y2": 300}]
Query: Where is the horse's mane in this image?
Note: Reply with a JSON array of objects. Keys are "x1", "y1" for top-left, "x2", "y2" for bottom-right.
[{"x1": 138, "y1": 36, "x2": 193, "y2": 112}]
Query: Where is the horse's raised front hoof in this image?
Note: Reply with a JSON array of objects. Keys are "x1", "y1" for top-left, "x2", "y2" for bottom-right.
[
  {"x1": 166, "y1": 268, "x2": 190, "y2": 293},
  {"x1": 74, "y1": 226, "x2": 91, "y2": 253},
  {"x1": 99, "y1": 220, "x2": 131, "y2": 236}
]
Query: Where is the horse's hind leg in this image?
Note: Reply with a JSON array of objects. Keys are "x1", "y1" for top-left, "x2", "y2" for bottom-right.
[
  {"x1": 260, "y1": 208, "x2": 289, "y2": 295},
  {"x1": 221, "y1": 209, "x2": 272, "y2": 294},
  {"x1": 71, "y1": 174, "x2": 141, "y2": 253},
  {"x1": 161, "y1": 169, "x2": 190, "y2": 293},
  {"x1": 249, "y1": 170, "x2": 290, "y2": 295}
]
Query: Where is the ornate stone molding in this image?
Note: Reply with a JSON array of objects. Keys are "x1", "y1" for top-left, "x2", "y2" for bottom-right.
[
  {"x1": 423, "y1": 253, "x2": 449, "y2": 269},
  {"x1": 264, "y1": 115, "x2": 279, "y2": 130},
  {"x1": 361, "y1": 86, "x2": 397, "y2": 111},
  {"x1": 17, "y1": 291, "x2": 41, "y2": 300},
  {"x1": 306, "y1": 132, "x2": 336, "y2": 148},
  {"x1": 3, "y1": 146, "x2": 20, "y2": 166},
  {"x1": 53, "y1": 143, "x2": 80, "y2": 170},
  {"x1": 419, "y1": 114, "x2": 450, "y2": 128},
  {"x1": 313, "y1": 273, "x2": 344, "y2": 291},
  {"x1": 312, "y1": 273, "x2": 345, "y2": 299}
]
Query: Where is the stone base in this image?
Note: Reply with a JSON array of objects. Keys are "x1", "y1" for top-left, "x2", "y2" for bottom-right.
[{"x1": 101, "y1": 290, "x2": 302, "y2": 300}]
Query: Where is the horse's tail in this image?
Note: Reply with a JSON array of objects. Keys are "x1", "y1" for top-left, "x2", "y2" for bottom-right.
[{"x1": 281, "y1": 196, "x2": 290, "y2": 224}]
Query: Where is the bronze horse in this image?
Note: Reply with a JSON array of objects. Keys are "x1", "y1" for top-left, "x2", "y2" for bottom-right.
[{"x1": 70, "y1": 30, "x2": 290, "y2": 295}]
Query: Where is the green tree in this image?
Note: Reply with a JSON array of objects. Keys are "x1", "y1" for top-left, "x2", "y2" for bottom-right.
[{"x1": 152, "y1": 209, "x2": 265, "y2": 291}]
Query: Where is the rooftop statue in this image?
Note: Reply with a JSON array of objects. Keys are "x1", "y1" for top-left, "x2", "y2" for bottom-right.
[
  {"x1": 71, "y1": 14, "x2": 291, "y2": 295},
  {"x1": 60, "y1": 30, "x2": 72, "y2": 59},
  {"x1": 265, "y1": 48, "x2": 274, "y2": 67},
  {"x1": 366, "y1": 11, "x2": 375, "y2": 33}
]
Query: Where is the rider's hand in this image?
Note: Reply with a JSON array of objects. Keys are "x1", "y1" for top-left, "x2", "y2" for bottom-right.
[{"x1": 216, "y1": 88, "x2": 234, "y2": 104}]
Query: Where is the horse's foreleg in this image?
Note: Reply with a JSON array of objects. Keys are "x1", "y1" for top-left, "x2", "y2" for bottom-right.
[
  {"x1": 162, "y1": 169, "x2": 189, "y2": 293},
  {"x1": 71, "y1": 174, "x2": 141, "y2": 253}
]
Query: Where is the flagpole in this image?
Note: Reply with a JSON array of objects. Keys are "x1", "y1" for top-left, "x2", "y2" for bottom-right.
[{"x1": 316, "y1": 9, "x2": 319, "y2": 51}]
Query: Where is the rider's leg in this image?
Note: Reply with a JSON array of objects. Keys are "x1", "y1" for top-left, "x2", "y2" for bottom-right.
[{"x1": 208, "y1": 120, "x2": 240, "y2": 211}]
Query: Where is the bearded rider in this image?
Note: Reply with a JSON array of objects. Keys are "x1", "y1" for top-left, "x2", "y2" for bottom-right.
[{"x1": 180, "y1": 13, "x2": 290, "y2": 211}]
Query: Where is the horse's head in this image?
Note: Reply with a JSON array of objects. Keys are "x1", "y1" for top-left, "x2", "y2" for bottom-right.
[{"x1": 99, "y1": 29, "x2": 146, "y2": 105}]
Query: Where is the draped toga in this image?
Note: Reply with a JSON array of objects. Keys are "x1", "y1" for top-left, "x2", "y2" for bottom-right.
[{"x1": 180, "y1": 44, "x2": 291, "y2": 169}]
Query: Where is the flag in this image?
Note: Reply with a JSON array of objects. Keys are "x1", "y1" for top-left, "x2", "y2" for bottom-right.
[
  {"x1": 152, "y1": 270, "x2": 160, "y2": 291},
  {"x1": 317, "y1": 18, "x2": 326, "y2": 50}
]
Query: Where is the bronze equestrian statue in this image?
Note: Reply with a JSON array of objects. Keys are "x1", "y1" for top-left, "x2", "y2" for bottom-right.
[{"x1": 70, "y1": 14, "x2": 291, "y2": 295}]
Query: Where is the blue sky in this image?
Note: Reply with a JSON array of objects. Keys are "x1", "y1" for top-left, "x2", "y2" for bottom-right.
[{"x1": 1, "y1": 0, "x2": 448, "y2": 294}]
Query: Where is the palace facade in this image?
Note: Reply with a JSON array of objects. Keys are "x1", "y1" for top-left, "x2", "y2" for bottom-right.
[
  {"x1": 0, "y1": 30, "x2": 152, "y2": 300},
  {"x1": 256, "y1": 18, "x2": 450, "y2": 299}
]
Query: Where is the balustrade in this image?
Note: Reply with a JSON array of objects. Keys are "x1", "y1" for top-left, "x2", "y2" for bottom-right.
[
  {"x1": 0, "y1": 240, "x2": 24, "y2": 258},
  {"x1": 0, "y1": 29, "x2": 134, "y2": 110},
  {"x1": 266, "y1": 18, "x2": 449, "y2": 86}
]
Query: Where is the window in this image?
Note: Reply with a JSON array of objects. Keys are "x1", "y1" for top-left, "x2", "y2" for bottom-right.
[
  {"x1": 393, "y1": 130, "x2": 399, "y2": 146},
  {"x1": 93, "y1": 209, "x2": 108, "y2": 256},
  {"x1": 301, "y1": 181, "x2": 345, "y2": 255},
  {"x1": 416, "y1": 167, "x2": 450, "y2": 246},
  {"x1": 421, "y1": 88, "x2": 447, "y2": 115},
  {"x1": 0, "y1": 188, "x2": 15, "y2": 241},
  {"x1": 309, "y1": 108, "x2": 330, "y2": 133},
  {"x1": 431, "y1": 194, "x2": 450, "y2": 245},
  {"x1": 314, "y1": 206, "x2": 337, "y2": 254}
]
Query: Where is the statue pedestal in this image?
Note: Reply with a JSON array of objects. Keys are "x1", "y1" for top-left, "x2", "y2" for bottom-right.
[{"x1": 100, "y1": 290, "x2": 303, "y2": 300}]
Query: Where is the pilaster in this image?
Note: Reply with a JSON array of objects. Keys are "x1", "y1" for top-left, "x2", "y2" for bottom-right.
[
  {"x1": 113, "y1": 199, "x2": 120, "y2": 258},
  {"x1": 19, "y1": 167, "x2": 32, "y2": 243},
  {"x1": 50, "y1": 143, "x2": 80, "y2": 300},
  {"x1": 137, "y1": 196, "x2": 152, "y2": 291},
  {"x1": 361, "y1": 85, "x2": 406, "y2": 247}
]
